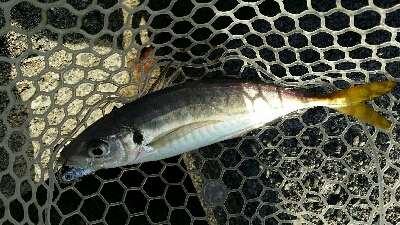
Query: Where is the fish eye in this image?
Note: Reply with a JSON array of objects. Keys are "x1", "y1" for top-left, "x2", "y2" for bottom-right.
[
  {"x1": 87, "y1": 140, "x2": 110, "y2": 158},
  {"x1": 62, "y1": 172, "x2": 74, "y2": 182}
]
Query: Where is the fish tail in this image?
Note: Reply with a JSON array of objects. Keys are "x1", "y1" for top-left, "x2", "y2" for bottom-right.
[
  {"x1": 322, "y1": 81, "x2": 398, "y2": 130},
  {"x1": 325, "y1": 81, "x2": 397, "y2": 104}
]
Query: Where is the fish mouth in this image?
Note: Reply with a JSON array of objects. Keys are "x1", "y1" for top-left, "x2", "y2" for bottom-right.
[
  {"x1": 57, "y1": 165, "x2": 95, "y2": 183},
  {"x1": 57, "y1": 158, "x2": 95, "y2": 183}
]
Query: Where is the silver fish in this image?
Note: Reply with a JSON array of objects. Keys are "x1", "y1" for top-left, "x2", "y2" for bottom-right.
[{"x1": 58, "y1": 79, "x2": 397, "y2": 182}]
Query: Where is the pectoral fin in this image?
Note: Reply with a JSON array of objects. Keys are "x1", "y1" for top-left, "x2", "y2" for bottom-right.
[
  {"x1": 332, "y1": 103, "x2": 391, "y2": 131},
  {"x1": 149, "y1": 120, "x2": 223, "y2": 149}
]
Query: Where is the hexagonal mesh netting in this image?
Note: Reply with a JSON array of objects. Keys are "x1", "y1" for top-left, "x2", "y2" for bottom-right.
[{"x1": 1, "y1": 0, "x2": 400, "y2": 224}]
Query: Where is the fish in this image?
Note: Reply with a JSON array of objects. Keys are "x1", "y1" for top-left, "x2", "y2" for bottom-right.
[{"x1": 57, "y1": 79, "x2": 398, "y2": 182}]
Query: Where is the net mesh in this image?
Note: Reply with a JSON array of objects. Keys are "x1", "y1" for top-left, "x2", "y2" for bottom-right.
[{"x1": 1, "y1": 0, "x2": 400, "y2": 224}]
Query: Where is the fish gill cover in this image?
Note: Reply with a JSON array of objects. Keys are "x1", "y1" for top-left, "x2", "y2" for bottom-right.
[{"x1": 0, "y1": 0, "x2": 400, "y2": 224}]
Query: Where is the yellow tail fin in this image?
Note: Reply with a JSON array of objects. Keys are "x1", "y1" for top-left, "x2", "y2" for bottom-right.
[
  {"x1": 326, "y1": 81, "x2": 397, "y2": 104},
  {"x1": 333, "y1": 104, "x2": 392, "y2": 130},
  {"x1": 324, "y1": 81, "x2": 397, "y2": 130}
]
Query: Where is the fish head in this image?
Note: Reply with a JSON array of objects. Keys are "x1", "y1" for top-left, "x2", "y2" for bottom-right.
[{"x1": 58, "y1": 122, "x2": 144, "y2": 181}]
